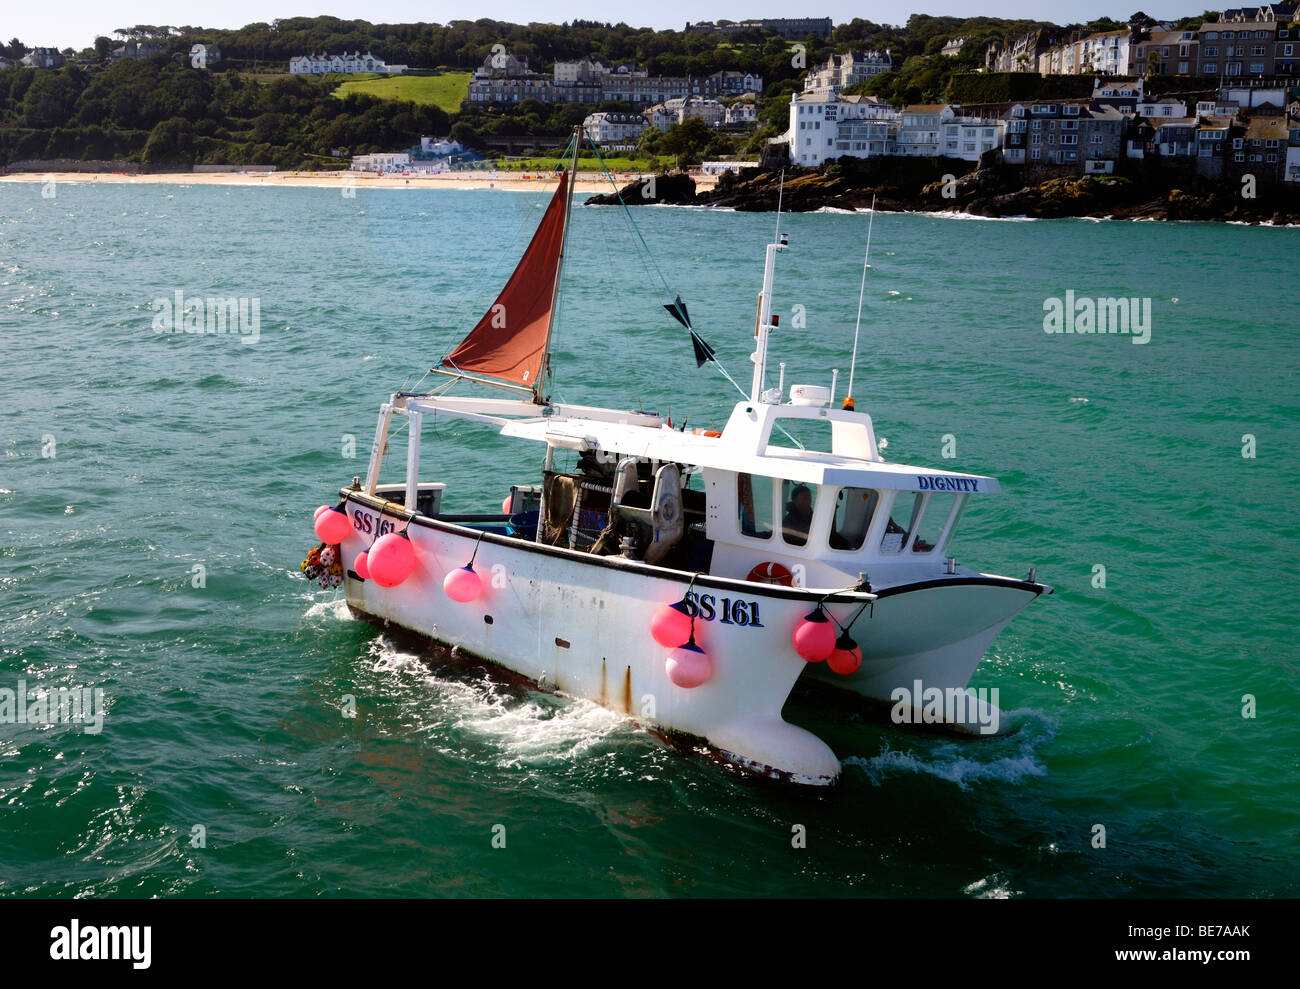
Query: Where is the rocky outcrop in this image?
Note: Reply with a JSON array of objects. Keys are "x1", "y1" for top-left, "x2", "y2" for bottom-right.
[
  {"x1": 586, "y1": 158, "x2": 1300, "y2": 224},
  {"x1": 585, "y1": 172, "x2": 695, "y2": 205}
]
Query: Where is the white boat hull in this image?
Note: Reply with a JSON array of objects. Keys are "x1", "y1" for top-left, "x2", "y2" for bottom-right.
[{"x1": 338, "y1": 495, "x2": 1047, "y2": 785}]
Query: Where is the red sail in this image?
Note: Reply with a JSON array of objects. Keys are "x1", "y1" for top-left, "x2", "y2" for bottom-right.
[{"x1": 441, "y1": 173, "x2": 569, "y2": 389}]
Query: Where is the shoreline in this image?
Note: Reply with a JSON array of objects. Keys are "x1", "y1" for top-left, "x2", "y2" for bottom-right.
[
  {"x1": 6, "y1": 168, "x2": 1293, "y2": 225},
  {"x1": 0, "y1": 168, "x2": 721, "y2": 195}
]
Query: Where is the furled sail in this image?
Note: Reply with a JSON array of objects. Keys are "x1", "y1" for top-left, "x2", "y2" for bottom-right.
[{"x1": 440, "y1": 172, "x2": 570, "y2": 391}]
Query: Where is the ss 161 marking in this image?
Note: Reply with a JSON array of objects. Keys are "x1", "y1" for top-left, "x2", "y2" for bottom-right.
[
  {"x1": 351, "y1": 508, "x2": 397, "y2": 537},
  {"x1": 683, "y1": 592, "x2": 764, "y2": 628}
]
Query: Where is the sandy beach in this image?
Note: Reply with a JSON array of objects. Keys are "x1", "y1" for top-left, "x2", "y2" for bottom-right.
[{"x1": 0, "y1": 168, "x2": 720, "y2": 194}]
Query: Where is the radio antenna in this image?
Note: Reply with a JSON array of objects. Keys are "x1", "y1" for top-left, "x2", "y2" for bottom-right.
[{"x1": 844, "y1": 194, "x2": 876, "y2": 411}]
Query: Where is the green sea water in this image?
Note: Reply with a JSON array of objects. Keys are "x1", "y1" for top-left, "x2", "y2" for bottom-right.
[{"x1": 1, "y1": 179, "x2": 1297, "y2": 897}]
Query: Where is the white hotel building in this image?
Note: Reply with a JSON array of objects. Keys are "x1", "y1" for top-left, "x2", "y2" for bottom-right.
[
  {"x1": 789, "y1": 91, "x2": 1009, "y2": 166},
  {"x1": 289, "y1": 51, "x2": 406, "y2": 75},
  {"x1": 788, "y1": 92, "x2": 900, "y2": 166}
]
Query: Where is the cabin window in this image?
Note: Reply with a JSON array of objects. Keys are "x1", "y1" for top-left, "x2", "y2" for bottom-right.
[
  {"x1": 911, "y1": 492, "x2": 960, "y2": 554},
  {"x1": 737, "y1": 473, "x2": 774, "y2": 539},
  {"x1": 880, "y1": 492, "x2": 923, "y2": 553},
  {"x1": 780, "y1": 480, "x2": 819, "y2": 547},
  {"x1": 830, "y1": 487, "x2": 878, "y2": 551}
]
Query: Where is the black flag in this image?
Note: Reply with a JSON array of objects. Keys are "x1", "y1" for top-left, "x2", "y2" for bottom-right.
[
  {"x1": 663, "y1": 295, "x2": 691, "y2": 328},
  {"x1": 689, "y1": 331, "x2": 716, "y2": 368},
  {"x1": 664, "y1": 295, "x2": 715, "y2": 368}
]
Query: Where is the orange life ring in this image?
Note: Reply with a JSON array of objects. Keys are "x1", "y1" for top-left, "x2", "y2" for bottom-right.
[
  {"x1": 692, "y1": 428, "x2": 722, "y2": 437},
  {"x1": 747, "y1": 561, "x2": 794, "y2": 586}
]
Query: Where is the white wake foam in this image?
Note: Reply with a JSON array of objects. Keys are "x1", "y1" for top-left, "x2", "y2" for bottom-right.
[
  {"x1": 365, "y1": 637, "x2": 625, "y2": 769},
  {"x1": 845, "y1": 710, "x2": 1055, "y2": 791}
]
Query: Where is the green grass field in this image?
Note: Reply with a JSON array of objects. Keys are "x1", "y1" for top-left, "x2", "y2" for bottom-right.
[{"x1": 332, "y1": 73, "x2": 471, "y2": 113}]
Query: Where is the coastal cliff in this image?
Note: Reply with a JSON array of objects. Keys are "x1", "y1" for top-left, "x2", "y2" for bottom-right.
[{"x1": 588, "y1": 160, "x2": 1300, "y2": 224}]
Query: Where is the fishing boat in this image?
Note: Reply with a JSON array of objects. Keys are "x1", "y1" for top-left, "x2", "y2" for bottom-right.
[{"x1": 304, "y1": 130, "x2": 1051, "y2": 786}]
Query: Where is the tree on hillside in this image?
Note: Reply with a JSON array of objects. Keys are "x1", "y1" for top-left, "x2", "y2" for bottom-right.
[
  {"x1": 656, "y1": 115, "x2": 713, "y2": 167},
  {"x1": 142, "y1": 116, "x2": 195, "y2": 164}
]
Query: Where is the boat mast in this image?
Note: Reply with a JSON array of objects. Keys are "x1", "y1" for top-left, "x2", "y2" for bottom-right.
[
  {"x1": 537, "y1": 127, "x2": 580, "y2": 404},
  {"x1": 750, "y1": 175, "x2": 788, "y2": 404}
]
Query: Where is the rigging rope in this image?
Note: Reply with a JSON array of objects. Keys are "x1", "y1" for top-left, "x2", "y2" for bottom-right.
[{"x1": 587, "y1": 141, "x2": 803, "y2": 448}]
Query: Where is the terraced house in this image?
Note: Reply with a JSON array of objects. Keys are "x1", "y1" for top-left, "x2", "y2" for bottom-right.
[
  {"x1": 802, "y1": 50, "x2": 892, "y2": 97},
  {"x1": 1196, "y1": 20, "x2": 1279, "y2": 75},
  {"x1": 1004, "y1": 101, "x2": 1127, "y2": 173}
]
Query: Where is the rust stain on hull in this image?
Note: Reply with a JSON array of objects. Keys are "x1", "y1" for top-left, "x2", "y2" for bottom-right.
[
  {"x1": 599, "y1": 658, "x2": 608, "y2": 709},
  {"x1": 622, "y1": 665, "x2": 632, "y2": 716}
]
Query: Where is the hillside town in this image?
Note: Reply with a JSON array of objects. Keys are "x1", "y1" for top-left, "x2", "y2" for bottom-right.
[
  {"x1": 2, "y1": 8, "x2": 1299, "y2": 194},
  {"x1": 325, "y1": 6, "x2": 1300, "y2": 187}
]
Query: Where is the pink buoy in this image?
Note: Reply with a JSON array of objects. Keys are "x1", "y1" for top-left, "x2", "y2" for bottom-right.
[
  {"x1": 792, "y1": 608, "x2": 837, "y2": 662},
  {"x1": 368, "y1": 532, "x2": 415, "y2": 587},
  {"x1": 827, "y1": 632, "x2": 863, "y2": 675},
  {"x1": 314, "y1": 505, "x2": 352, "y2": 545},
  {"x1": 501, "y1": 495, "x2": 512, "y2": 514},
  {"x1": 650, "y1": 600, "x2": 693, "y2": 649},
  {"x1": 665, "y1": 640, "x2": 711, "y2": 688},
  {"x1": 314, "y1": 504, "x2": 331, "y2": 522},
  {"x1": 354, "y1": 550, "x2": 370, "y2": 580},
  {"x1": 443, "y1": 565, "x2": 482, "y2": 603}
]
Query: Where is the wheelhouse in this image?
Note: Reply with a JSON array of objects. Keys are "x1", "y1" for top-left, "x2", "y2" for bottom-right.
[{"x1": 356, "y1": 390, "x2": 999, "y2": 592}]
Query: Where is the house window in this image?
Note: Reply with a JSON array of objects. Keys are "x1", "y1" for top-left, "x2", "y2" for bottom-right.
[
  {"x1": 1222, "y1": 32, "x2": 1234, "y2": 39},
  {"x1": 1180, "y1": 44, "x2": 1190, "y2": 56},
  {"x1": 1064, "y1": 105, "x2": 1081, "y2": 116},
  {"x1": 1267, "y1": 153, "x2": 1278, "y2": 162},
  {"x1": 1204, "y1": 63, "x2": 1219, "y2": 73},
  {"x1": 1061, "y1": 134, "x2": 1078, "y2": 145},
  {"x1": 1031, "y1": 148, "x2": 1041, "y2": 160},
  {"x1": 1032, "y1": 120, "x2": 1042, "y2": 130},
  {"x1": 1256, "y1": 30, "x2": 1268, "y2": 38},
  {"x1": 1091, "y1": 133, "x2": 1103, "y2": 144},
  {"x1": 1252, "y1": 45, "x2": 1266, "y2": 55},
  {"x1": 1205, "y1": 46, "x2": 1219, "y2": 56},
  {"x1": 1178, "y1": 62, "x2": 1189, "y2": 73},
  {"x1": 1286, "y1": 45, "x2": 1296, "y2": 56},
  {"x1": 1235, "y1": 151, "x2": 1245, "y2": 161},
  {"x1": 1250, "y1": 63, "x2": 1265, "y2": 72}
]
